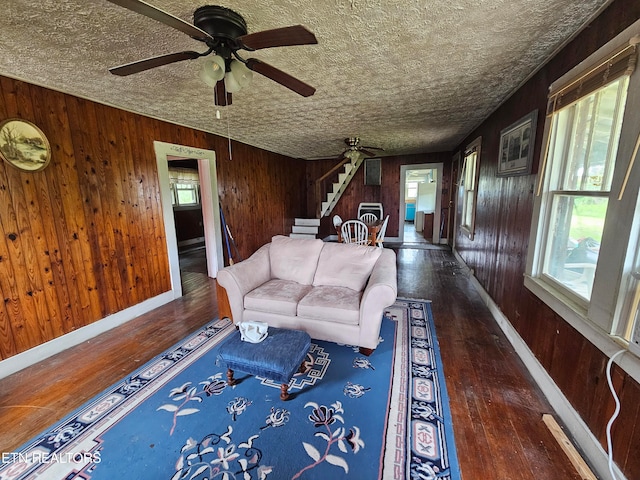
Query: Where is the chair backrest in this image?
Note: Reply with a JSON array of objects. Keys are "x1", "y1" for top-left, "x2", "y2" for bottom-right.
[
  {"x1": 341, "y1": 220, "x2": 369, "y2": 245},
  {"x1": 359, "y1": 212, "x2": 378, "y2": 224},
  {"x1": 376, "y1": 215, "x2": 390, "y2": 248},
  {"x1": 332, "y1": 214, "x2": 343, "y2": 228}
]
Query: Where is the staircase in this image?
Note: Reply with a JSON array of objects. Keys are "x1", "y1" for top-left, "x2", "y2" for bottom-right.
[
  {"x1": 318, "y1": 152, "x2": 364, "y2": 218},
  {"x1": 290, "y1": 218, "x2": 320, "y2": 238},
  {"x1": 290, "y1": 152, "x2": 364, "y2": 238}
]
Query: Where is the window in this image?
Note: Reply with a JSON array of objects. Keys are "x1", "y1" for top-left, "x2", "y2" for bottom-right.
[
  {"x1": 406, "y1": 182, "x2": 418, "y2": 199},
  {"x1": 460, "y1": 137, "x2": 481, "y2": 239},
  {"x1": 526, "y1": 22, "x2": 640, "y2": 356},
  {"x1": 541, "y1": 77, "x2": 628, "y2": 302},
  {"x1": 174, "y1": 183, "x2": 199, "y2": 205},
  {"x1": 169, "y1": 168, "x2": 200, "y2": 207}
]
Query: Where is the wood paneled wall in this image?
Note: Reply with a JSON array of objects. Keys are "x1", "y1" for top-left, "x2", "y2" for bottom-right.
[
  {"x1": 0, "y1": 77, "x2": 305, "y2": 361},
  {"x1": 452, "y1": 1, "x2": 640, "y2": 478},
  {"x1": 305, "y1": 152, "x2": 451, "y2": 238}
]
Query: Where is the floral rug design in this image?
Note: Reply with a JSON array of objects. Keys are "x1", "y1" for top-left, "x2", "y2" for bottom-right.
[{"x1": 0, "y1": 299, "x2": 459, "y2": 479}]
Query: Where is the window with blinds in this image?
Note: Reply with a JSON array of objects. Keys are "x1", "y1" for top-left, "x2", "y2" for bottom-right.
[
  {"x1": 169, "y1": 168, "x2": 200, "y2": 206},
  {"x1": 525, "y1": 21, "x2": 640, "y2": 357}
]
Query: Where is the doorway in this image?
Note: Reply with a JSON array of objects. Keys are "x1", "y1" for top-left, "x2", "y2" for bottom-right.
[
  {"x1": 398, "y1": 163, "x2": 443, "y2": 244},
  {"x1": 154, "y1": 141, "x2": 224, "y2": 298}
]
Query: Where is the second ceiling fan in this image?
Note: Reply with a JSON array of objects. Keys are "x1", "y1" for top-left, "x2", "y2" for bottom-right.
[
  {"x1": 106, "y1": 0, "x2": 318, "y2": 105},
  {"x1": 340, "y1": 137, "x2": 384, "y2": 159}
]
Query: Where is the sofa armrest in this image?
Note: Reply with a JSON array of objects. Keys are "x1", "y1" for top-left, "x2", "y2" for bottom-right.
[
  {"x1": 358, "y1": 249, "x2": 398, "y2": 349},
  {"x1": 216, "y1": 244, "x2": 271, "y2": 324}
]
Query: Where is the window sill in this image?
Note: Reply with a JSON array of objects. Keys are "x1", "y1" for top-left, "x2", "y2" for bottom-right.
[
  {"x1": 173, "y1": 205, "x2": 202, "y2": 211},
  {"x1": 524, "y1": 274, "x2": 640, "y2": 384}
]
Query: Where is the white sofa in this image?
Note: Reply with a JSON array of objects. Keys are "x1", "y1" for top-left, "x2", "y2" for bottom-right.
[{"x1": 216, "y1": 235, "x2": 397, "y2": 354}]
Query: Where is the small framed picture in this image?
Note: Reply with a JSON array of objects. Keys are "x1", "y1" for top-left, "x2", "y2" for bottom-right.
[
  {"x1": 0, "y1": 118, "x2": 51, "y2": 172},
  {"x1": 497, "y1": 110, "x2": 537, "y2": 177}
]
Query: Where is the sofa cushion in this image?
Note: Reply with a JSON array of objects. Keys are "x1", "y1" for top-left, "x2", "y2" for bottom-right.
[
  {"x1": 269, "y1": 235, "x2": 324, "y2": 285},
  {"x1": 312, "y1": 242, "x2": 382, "y2": 291},
  {"x1": 297, "y1": 286, "x2": 361, "y2": 325},
  {"x1": 245, "y1": 279, "x2": 312, "y2": 316}
]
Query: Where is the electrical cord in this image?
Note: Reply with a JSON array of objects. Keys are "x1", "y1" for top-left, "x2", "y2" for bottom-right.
[{"x1": 606, "y1": 349, "x2": 626, "y2": 480}]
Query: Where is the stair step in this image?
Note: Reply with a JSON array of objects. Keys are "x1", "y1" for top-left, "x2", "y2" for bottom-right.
[
  {"x1": 319, "y1": 154, "x2": 364, "y2": 217},
  {"x1": 294, "y1": 218, "x2": 320, "y2": 226},
  {"x1": 292, "y1": 225, "x2": 319, "y2": 234},
  {"x1": 289, "y1": 233, "x2": 317, "y2": 239}
]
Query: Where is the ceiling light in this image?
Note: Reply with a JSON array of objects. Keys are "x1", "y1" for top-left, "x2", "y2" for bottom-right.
[
  {"x1": 224, "y1": 60, "x2": 253, "y2": 93},
  {"x1": 229, "y1": 59, "x2": 253, "y2": 88},
  {"x1": 224, "y1": 71, "x2": 242, "y2": 93},
  {"x1": 199, "y1": 55, "x2": 225, "y2": 87}
]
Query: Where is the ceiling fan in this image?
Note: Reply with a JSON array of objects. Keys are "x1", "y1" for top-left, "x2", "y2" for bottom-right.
[
  {"x1": 106, "y1": 0, "x2": 318, "y2": 105},
  {"x1": 340, "y1": 137, "x2": 384, "y2": 159}
]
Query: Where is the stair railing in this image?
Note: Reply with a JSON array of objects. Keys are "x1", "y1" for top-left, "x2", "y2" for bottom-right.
[{"x1": 314, "y1": 157, "x2": 351, "y2": 217}]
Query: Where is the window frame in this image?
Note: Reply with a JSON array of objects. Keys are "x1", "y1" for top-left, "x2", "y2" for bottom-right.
[
  {"x1": 459, "y1": 136, "x2": 481, "y2": 240},
  {"x1": 168, "y1": 167, "x2": 201, "y2": 208},
  {"x1": 525, "y1": 20, "x2": 640, "y2": 378},
  {"x1": 537, "y1": 77, "x2": 629, "y2": 306},
  {"x1": 173, "y1": 182, "x2": 200, "y2": 206}
]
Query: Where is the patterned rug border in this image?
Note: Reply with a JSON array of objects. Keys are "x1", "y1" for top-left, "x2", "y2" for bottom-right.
[
  {"x1": 0, "y1": 298, "x2": 460, "y2": 480},
  {"x1": 0, "y1": 318, "x2": 235, "y2": 479}
]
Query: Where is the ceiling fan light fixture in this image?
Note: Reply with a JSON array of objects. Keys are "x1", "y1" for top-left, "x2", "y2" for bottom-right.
[
  {"x1": 229, "y1": 59, "x2": 253, "y2": 88},
  {"x1": 224, "y1": 70, "x2": 242, "y2": 93},
  {"x1": 106, "y1": 2, "x2": 317, "y2": 97},
  {"x1": 199, "y1": 55, "x2": 225, "y2": 86}
]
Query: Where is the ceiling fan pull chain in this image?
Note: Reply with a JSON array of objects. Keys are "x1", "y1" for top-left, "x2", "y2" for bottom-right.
[{"x1": 213, "y1": 86, "x2": 221, "y2": 120}]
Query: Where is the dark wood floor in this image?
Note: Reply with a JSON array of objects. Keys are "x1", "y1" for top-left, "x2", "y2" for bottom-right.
[{"x1": 0, "y1": 247, "x2": 585, "y2": 479}]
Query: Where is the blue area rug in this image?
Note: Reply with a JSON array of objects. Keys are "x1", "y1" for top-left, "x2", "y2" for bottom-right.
[{"x1": 0, "y1": 299, "x2": 459, "y2": 480}]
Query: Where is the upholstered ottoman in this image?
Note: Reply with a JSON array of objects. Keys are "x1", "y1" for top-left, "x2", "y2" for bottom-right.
[{"x1": 218, "y1": 327, "x2": 311, "y2": 400}]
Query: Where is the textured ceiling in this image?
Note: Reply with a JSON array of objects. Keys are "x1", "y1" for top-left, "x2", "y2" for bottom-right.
[{"x1": 0, "y1": 0, "x2": 611, "y2": 160}]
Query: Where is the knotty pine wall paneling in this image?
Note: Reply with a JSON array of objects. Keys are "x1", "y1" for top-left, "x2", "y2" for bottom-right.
[
  {"x1": 216, "y1": 140, "x2": 306, "y2": 259},
  {"x1": 451, "y1": 1, "x2": 640, "y2": 478},
  {"x1": 0, "y1": 76, "x2": 306, "y2": 361}
]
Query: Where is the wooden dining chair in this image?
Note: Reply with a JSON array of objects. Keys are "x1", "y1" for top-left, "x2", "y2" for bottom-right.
[
  {"x1": 341, "y1": 220, "x2": 369, "y2": 245},
  {"x1": 333, "y1": 214, "x2": 343, "y2": 242},
  {"x1": 359, "y1": 212, "x2": 378, "y2": 224},
  {"x1": 375, "y1": 215, "x2": 389, "y2": 248}
]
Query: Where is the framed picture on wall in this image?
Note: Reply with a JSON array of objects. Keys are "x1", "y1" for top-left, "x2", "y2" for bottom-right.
[
  {"x1": 0, "y1": 119, "x2": 51, "y2": 172},
  {"x1": 497, "y1": 110, "x2": 537, "y2": 177}
]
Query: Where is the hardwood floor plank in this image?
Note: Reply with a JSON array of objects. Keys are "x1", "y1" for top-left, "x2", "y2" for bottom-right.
[
  {"x1": 395, "y1": 248, "x2": 585, "y2": 479},
  {"x1": 0, "y1": 273, "x2": 215, "y2": 452},
  {"x1": 0, "y1": 247, "x2": 589, "y2": 479}
]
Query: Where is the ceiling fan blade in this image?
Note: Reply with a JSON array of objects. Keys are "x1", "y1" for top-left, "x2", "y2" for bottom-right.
[
  {"x1": 361, "y1": 146, "x2": 384, "y2": 151},
  {"x1": 238, "y1": 25, "x2": 317, "y2": 50},
  {"x1": 106, "y1": 0, "x2": 213, "y2": 42},
  {"x1": 245, "y1": 58, "x2": 315, "y2": 97},
  {"x1": 360, "y1": 149, "x2": 378, "y2": 157},
  {"x1": 109, "y1": 51, "x2": 202, "y2": 76}
]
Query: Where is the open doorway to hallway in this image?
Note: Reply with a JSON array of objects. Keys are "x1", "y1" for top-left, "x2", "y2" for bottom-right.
[
  {"x1": 167, "y1": 158, "x2": 209, "y2": 294},
  {"x1": 154, "y1": 141, "x2": 224, "y2": 298},
  {"x1": 399, "y1": 163, "x2": 443, "y2": 245}
]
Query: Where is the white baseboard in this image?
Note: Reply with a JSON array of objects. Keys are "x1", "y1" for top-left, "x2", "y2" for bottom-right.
[
  {"x1": 452, "y1": 250, "x2": 625, "y2": 480},
  {"x1": 0, "y1": 291, "x2": 176, "y2": 380}
]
